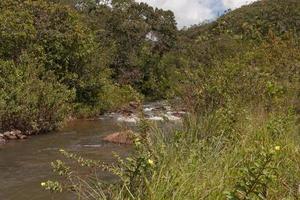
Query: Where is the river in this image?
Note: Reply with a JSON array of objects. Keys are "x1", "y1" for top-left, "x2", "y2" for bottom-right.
[{"x1": 0, "y1": 102, "x2": 183, "y2": 200}]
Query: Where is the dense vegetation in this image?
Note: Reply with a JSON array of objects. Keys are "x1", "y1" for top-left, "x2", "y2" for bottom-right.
[
  {"x1": 1, "y1": 0, "x2": 299, "y2": 199},
  {"x1": 41, "y1": 0, "x2": 300, "y2": 199},
  {"x1": 0, "y1": 0, "x2": 177, "y2": 133}
]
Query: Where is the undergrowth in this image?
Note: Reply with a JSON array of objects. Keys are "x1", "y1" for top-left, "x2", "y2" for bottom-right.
[{"x1": 42, "y1": 107, "x2": 300, "y2": 199}]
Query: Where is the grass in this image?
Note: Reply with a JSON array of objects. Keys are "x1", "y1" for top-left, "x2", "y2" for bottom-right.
[
  {"x1": 43, "y1": 105, "x2": 300, "y2": 199},
  {"x1": 126, "y1": 109, "x2": 300, "y2": 200}
]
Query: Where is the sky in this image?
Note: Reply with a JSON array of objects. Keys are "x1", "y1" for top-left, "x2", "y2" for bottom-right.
[{"x1": 136, "y1": 0, "x2": 258, "y2": 28}]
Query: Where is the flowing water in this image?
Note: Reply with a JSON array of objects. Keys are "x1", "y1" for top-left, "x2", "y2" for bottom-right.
[
  {"x1": 0, "y1": 102, "x2": 183, "y2": 200},
  {"x1": 0, "y1": 118, "x2": 133, "y2": 200}
]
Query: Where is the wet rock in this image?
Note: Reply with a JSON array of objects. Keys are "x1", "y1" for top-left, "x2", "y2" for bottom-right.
[
  {"x1": 117, "y1": 102, "x2": 140, "y2": 117},
  {"x1": 153, "y1": 106, "x2": 167, "y2": 111},
  {"x1": 16, "y1": 133, "x2": 28, "y2": 140},
  {"x1": 170, "y1": 111, "x2": 186, "y2": 118},
  {"x1": 3, "y1": 132, "x2": 11, "y2": 138},
  {"x1": 103, "y1": 130, "x2": 135, "y2": 145},
  {"x1": 129, "y1": 101, "x2": 140, "y2": 109},
  {"x1": 8, "y1": 135, "x2": 18, "y2": 140},
  {"x1": 3, "y1": 130, "x2": 24, "y2": 140},
  {"x1": 0, "y1": 137, "x2": 6, "y2": 144},
  {"x1": 3, "y1": 132, "x2": 18, "y2": 140}
]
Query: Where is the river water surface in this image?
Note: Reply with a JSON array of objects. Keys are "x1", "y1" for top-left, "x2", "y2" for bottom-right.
[
  {"x1": 0, "y1": 102, "x2": 183, "y2": 200},
  {"x1": 0, "y1": 118, "x2": 133, "y2": 200}
]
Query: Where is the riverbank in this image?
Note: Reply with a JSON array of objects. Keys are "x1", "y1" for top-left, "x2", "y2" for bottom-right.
[{"x1": 0, "y1": 101, "x2": 186, "y2": 145}]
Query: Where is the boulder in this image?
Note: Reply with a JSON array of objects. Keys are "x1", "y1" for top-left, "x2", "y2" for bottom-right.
[
  {"x1": 5, "y1": 134, "x2": 18, "y2": 140},
  {"x1": 3, "y1": 130, "x2": 21, "y2": 140},
  {"x1": 103, "y1": 130, "x2": 135, "y2": 145},
  {"x1": 3, "y1": 132, "x2": 11, "y2": 139}
]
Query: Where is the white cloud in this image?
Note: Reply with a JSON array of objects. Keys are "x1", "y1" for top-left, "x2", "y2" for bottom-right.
[
  {"x1": 136, "y1": 0, "x2": 258, "y2": 28},
  {"x1": 222, "y1": 0, "x2": 255, "y2": 9}
]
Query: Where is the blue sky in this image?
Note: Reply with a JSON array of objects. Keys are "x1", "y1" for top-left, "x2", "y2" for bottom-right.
[{"x1": 136, "y1": 0, "x2": 258, "y2": 28}]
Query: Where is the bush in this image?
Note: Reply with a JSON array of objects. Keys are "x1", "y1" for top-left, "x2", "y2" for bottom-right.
[
  {"x1": 0, "y1": 52, "x2": 74, "y2": 133},
  {"x1": 0, "y1": 0, "x2": 145, "y2": 132}
]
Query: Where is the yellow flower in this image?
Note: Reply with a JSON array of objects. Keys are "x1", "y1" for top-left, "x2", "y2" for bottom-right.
[
  {"x1": 41, "y1": 182, "x2": 46, "y2": 187},
  {"x1": 134, "y1": 139, "x2": 141, "y2": 146},
  {"x1": 275, "y1": 146, "x2": 281, "y2": 151},
  {"x1": 148, "y1": 159, "x2": 154, "y2": 166}
]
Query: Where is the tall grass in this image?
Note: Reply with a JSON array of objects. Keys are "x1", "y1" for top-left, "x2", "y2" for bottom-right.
[
  {"x1": 122, "y1": 109, "x2": 299, "y2": 199},
  {"x1": 43, "y1": 105, "x2": 300, "y2": 199}
]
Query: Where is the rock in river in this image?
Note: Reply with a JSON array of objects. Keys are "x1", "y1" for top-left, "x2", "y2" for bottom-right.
[
  {"x1": 3, "y1": 130, "x2": 27, "y2": 140},
  {"x1": 103, "y1": 130, "x2": 135, "y2": 145},
  {"x1": 17, "y1": 134, "x2": 28, "y2": 140},
  {"x1": 4, "y1": 132, "x2": 14, "y2": 140}
]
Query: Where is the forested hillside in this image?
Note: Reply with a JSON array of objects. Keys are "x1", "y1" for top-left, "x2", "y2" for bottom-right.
[{"x1": 170, "y1": 0, "x2": 300, "y2": 113}]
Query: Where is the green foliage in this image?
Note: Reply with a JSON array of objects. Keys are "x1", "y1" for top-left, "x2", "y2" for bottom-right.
[
  {"x1": 41, "y1": 181, "x2": 63, "y2": 193},
  {"x1": 1, "y1": 0, "x2": 158, "y2": 133},
  {"x1": 225, "y1": 147, "x2": 280, "y2": 200},
  {"x1": 70, "y1": 0, "x2": 178, "y2": 98},
  {"x1": 0, "y1": 3, "x2": 36, "y2": 59},
  {"x1": 0, "y1": 51, "x2": 74, "y2": 133},
  {"x1": 173, "y1": 37, "x2": 300, "y2": 114}
]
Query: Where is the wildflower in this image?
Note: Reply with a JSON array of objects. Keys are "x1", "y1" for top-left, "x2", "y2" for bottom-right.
[
  {"x1": 134, "y1": 139, "x2": 141, "y2": 146},
  {"x1": 148, "y1": 159, "x2": 154, "y2": 166},
  {"x1": 41, "y1": 182, "x2": 46, "y2": 187},
  {"x1": 275, "y1": 146, "x2": 281, "y2": 151}
]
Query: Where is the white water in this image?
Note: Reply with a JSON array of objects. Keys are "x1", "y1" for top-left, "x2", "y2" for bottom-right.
[{"x1": 105, "y1": 101, "x2": 185, "y2": 123}]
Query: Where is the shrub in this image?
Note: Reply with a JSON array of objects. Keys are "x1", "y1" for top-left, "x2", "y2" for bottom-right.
[{"x1": 0, "y1": 52, "x2": 74, "y2": 133}]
